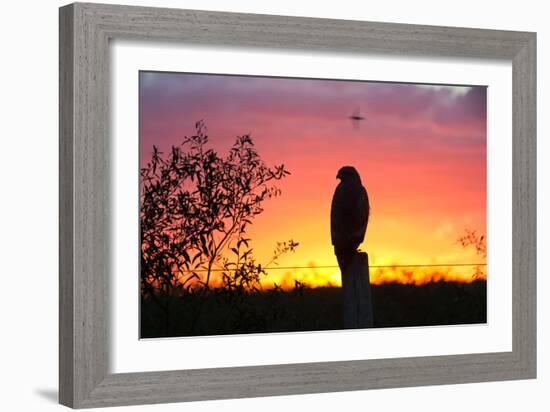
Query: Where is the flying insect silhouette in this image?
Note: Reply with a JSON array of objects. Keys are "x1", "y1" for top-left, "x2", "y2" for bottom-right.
[{"x1": 349, "y1": 107, "x2": 365, "y2": 129}]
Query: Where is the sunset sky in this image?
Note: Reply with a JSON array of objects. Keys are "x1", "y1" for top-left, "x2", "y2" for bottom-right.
[{"x1": 139, "y1": 71, "x2": 487, "y2": 287}]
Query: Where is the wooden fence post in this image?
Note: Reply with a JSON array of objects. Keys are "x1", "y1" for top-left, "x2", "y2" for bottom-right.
[{"x1": 341, "y1": 251, "x2": 374, "y2": 328}]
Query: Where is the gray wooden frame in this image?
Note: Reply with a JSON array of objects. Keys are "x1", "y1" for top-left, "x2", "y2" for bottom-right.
[{"x1": 59, "y1": 2, "x2": 536, "y2": 408}]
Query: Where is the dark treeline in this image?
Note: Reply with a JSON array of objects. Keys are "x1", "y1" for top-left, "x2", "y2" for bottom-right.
[{"x1": 141, "y1": 280, "x2": 487, "y2": 338}]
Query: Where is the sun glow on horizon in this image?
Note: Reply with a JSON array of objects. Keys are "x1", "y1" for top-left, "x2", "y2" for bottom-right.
[{"x1": 169, "y1": 259, "x2": 487, "y2": 292}]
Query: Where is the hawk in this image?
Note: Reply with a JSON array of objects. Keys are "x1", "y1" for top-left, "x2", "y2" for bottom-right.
[{"x1": 330, "y1": 166, "x2": 370, "y2": 272}]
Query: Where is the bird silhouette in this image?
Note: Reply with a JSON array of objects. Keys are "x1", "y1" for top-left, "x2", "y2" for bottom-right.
[{"x1": 330, "y1": 166, "x2": 370, "y2": 272}]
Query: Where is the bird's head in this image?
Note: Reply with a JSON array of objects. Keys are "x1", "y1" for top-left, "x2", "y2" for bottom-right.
[{"x1": 336, "y1": 166, "x2": 362, "y2": 183}]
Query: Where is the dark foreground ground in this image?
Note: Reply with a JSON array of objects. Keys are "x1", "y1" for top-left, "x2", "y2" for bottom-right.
[{"x1": 141, "y1": 280, "x2": 487, "y2": 338}]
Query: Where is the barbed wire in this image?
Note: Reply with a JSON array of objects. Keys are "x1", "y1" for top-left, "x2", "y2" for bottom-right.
[{"x1": 187, "y1": 262, "x2": 487, "y2": 273}]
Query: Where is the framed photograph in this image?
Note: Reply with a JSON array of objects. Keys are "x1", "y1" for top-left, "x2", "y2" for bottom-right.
[
  {"x1": 59, "y1": 2, "x2": 536, "y2": 408},
  {"x1": 138, "y1": 72, "x2": 488, "y2": 339}
]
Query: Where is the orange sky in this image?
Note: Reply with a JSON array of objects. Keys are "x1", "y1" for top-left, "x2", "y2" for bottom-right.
[{"x1": 140, "y1": 72, "x2": 487, "y2": 288}]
